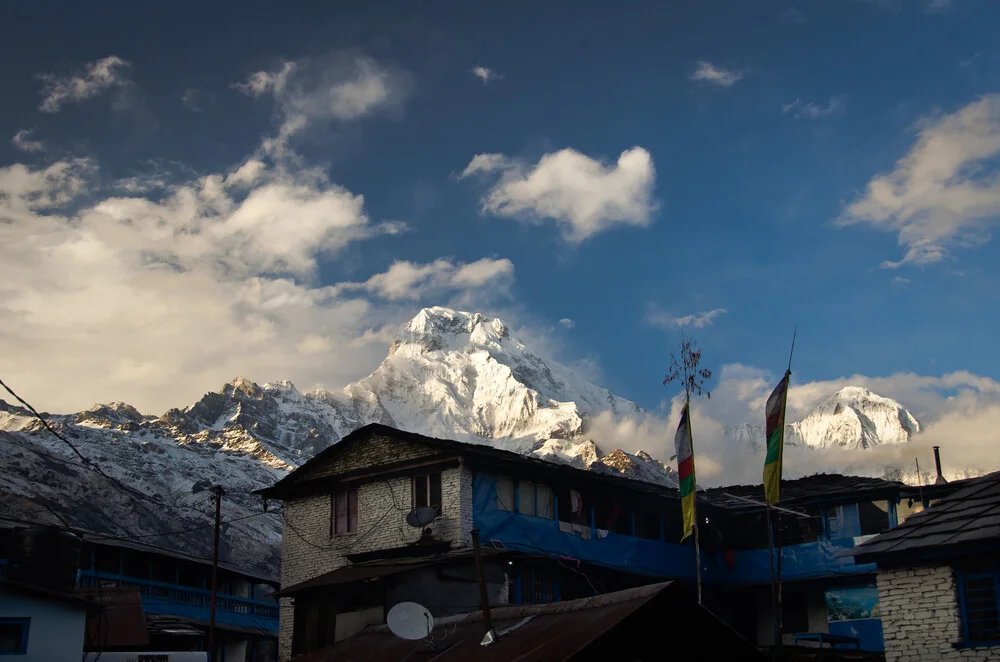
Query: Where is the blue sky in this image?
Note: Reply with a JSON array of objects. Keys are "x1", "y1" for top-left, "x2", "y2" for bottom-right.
[{"x1": 2, "y1": 0, "x2": 1000, "y2": 472}]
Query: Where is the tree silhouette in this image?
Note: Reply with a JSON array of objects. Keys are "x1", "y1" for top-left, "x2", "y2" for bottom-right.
[{"x1": 663, "y1": 333, "x2": 712, "y2": 401}]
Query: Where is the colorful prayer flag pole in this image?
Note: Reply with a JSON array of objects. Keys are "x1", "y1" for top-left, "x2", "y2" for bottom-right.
[
  {"x1": 674, "y1": 400, "x2": 696, "y2": 541},
  {"x1": 763, "y1": 370, "x2": 791, "y2": 505}
]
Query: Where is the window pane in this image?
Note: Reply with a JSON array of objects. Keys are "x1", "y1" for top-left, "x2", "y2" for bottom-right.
[
  {"x1": 963, "y1": 575, "x2": 1000, "y2": 642},
  {"x1": 858, "y1": 501, "x2": 890, "y2": 536},
  {"x1": 414, "y1": 475, "x2": 428, "y2": 509},
  {"x1": 335, "y1": 492, "x2": 348, "y2": 535},
  {"x1": 0, "y1": 620, "x2": 27, "y2": 654},
  {"x1": 536, "y1": 485, "x2": 554, "y2": 520},
  {"x1": 496, "y1": 476, "x2": 515, "y2": 511},
  {"x1": 518, "y1": 480, "x2": 536, "y2": 517},
  {"x1": 348, "y1": 489, "x2": 358, "y2": 534},
  {"x1": 430, "y1": 473, "x2": 442, "y2": 515}
]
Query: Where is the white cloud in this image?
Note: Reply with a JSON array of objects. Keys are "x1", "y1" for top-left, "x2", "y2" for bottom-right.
[
  {"x1": 472, "y1": 66, "x2": 502, "y2": 84},
  {"x1": 335, "y1": 257, "x2": 514, "y2": 301},
  {"x1": 0, "y1": 151, "x2": 436, "y2": 413},
  {"x1": 690, "y1": 61, "x2": 743, "y2": 87},
  {"x1": 10, "y1": 129, "x2": 43, "y2": 153},
  {"x1": 892, "y1": 275, "x2": 911, "y2": 285},
  {"x1": 460, "y1": 147, "x2": 657, "y2": 242},
  {"x1": 782, "y1": 96, "x2": 844, "y2": 119},
  {"x1": 838, "y1": 94, "x2": 1000, "y2": 268},
  {"x1": 558, "y1": 318, "x2": 575, "y2": 329},
  {"x1": 181, "y1": 88, "x2": 201, "y2": 112},
  {"x1": 234, "y1": 54, "x2": 411, "y2": 156},
  {"x1": 37, "y1": 56, "x2": 132, "y2": 113},
  {"x1": 646, "y1": 305, "x2": 727, "y2": 329}
]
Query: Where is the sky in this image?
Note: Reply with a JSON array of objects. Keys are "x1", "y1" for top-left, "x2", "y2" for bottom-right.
[{"x1": 2, "y1": 0, "x2": 1000, "y2": 483}]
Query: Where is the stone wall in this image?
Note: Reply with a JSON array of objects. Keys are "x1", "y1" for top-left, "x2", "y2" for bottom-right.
[
  {"x1": 877, "y1": 564, "x2": 1000, "y2": 661},
  {"x1": 276, "y1": 433, "x2": 475, "y2": 661}
]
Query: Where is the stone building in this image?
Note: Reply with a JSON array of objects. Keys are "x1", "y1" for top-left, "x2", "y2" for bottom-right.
[{"x1": 851, "y1": 470, "x2": 1000, "y2": 661}]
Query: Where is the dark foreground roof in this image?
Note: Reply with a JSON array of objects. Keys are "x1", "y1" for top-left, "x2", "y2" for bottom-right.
[
  {"x1": 704, "y1": 474, "x2": 903, "y2": 511},
  {"x1": 851, "y1": 470, "x2": 1000, "y2": 563},
  {"x1": 297, "y1": 581, "x2": 765, "y2": 662},
  {"x1": 274, "y1": 548, "x2": 497, "y2": 597}
]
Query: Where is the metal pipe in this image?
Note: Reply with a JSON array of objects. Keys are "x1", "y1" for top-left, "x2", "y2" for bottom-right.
[{"x1": 933, "y1": 446, "x2": 948, "y2": 485}]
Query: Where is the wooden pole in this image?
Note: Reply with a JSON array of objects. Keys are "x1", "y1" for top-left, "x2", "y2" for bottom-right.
[
  {"x1": 775, "y1": 509, "x2": 784, "y2": 651},
  {"x1": 766, "y1": 506, "x2": 779, "y2": 648},
  {"x1": 208, "y1": 485, "x2": 225, "y2": 657},
  {"x1": 470, "y1": 530, "x2": 496, "y2": 642}
]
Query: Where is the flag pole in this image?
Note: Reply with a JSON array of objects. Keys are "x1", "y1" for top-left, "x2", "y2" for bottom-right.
[
  {"x1": 775, "y1": 327, "x2": 795, "y2": 651},
  {"x1": 766, "y1": 505, "x2": 779, "y2": 647},
  {"x1": 689, "y1": 391, "x2": 702, "y2": 605}
]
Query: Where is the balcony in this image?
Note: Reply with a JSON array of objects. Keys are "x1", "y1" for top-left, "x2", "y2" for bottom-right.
[{"x1": 78, "y1": 570, "x2": 279, "y2": 633}]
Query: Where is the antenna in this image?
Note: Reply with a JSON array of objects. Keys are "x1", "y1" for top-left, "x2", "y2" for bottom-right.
[
  {"x1": 387, "y1": 602, "x2": 435, "y2": 641},
  {"x1": 405, "y1": 506, "x2": 439, "y2": 528}
]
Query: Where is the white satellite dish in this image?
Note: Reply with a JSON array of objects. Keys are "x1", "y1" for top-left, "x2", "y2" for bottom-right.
[{"x1": 387, "y1": 602, "x2": 435, "y2": 641}]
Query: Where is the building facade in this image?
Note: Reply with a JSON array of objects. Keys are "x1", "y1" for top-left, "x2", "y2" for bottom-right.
[
  {"x1": 263, "y1": 423, "x2": 952, "y2": 660},
  {"x1": 0, "y1": 524, "x2": 280, "y2": 661},
  {"x1": 852, "y1": 471, "x2": 1000, "y2": 661},
  {"x1": 0, "y1": 578, "x2": 96, "y2": 661}
]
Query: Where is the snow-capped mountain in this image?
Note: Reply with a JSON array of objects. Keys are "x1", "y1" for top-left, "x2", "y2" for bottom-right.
[
  {"x1": 0, "y1": 307, "x2": 676, "y2": 575},
  {"x1": 724, "y1": 386, "x2": 920, "y2": 451}
]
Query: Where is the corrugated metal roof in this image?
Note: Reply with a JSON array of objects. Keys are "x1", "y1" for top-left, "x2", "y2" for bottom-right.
[
  {"x1": 851, "y1": 470, "x2": 1000, "y2": 562},
  {"x1": 295, "y1": 582, "x2": 673, "y2": 662},
  {"x1": 704, "y1": 474, "x2": 903, "y2": 511},
  {"x1": 274, "y1": 549, "x2": 498, "y2": 597}
]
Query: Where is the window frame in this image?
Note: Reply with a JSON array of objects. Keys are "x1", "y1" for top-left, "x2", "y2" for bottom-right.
[
  {"x1": 330, "y1": 488, "x2": 358, "y2": 536},
  {"x1": 0, "y1": 618, "x2": 30, "y2": 656},
  {"x1": 412, "y1": 473, "x2": 443, "y2": 516},
  {"x1": 957, "y1": 565, "x2": 1000, "y2": 646}
]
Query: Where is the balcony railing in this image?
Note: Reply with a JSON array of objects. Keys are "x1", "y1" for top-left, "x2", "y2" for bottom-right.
[{"x1": 78, "y1": 570, "x2": 279, "y2": 627}]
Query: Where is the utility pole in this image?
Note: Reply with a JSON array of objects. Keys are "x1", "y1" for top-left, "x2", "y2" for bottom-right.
[
  {"x1": 470, "y1": 530, "x2": 497, "y2": 646},
  {"x1": 208, "y1": 485, "x2": 225, "y2": 658}
]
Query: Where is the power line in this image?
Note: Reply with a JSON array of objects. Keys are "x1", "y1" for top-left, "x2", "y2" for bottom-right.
[{"x1": 0, "y1": 377, "x2": 233, "y2": 517}]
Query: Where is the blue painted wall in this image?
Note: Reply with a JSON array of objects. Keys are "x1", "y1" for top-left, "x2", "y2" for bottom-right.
[{"x1": 472, "y1": 473, "x2": 877, "y2": 586}]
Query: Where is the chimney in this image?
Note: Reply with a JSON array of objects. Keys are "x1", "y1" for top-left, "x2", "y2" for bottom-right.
[{"x1": 933, "y1": 446, "x2": 948, "y2": 485}]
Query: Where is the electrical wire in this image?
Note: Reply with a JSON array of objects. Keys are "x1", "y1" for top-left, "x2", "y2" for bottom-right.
[{"x1": 0, "y1": 376, "x2": 221, "y2": 516}]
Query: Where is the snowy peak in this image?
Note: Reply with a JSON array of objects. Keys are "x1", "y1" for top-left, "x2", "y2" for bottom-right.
[
  {"x1": 798, "y1": 386, "x2": 919, "y2": 449},
  {"x1": 724, "y1": 385, "x2": 920, "y2": 451}
]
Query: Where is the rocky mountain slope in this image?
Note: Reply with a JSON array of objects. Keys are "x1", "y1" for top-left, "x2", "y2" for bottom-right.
[
  {"x1": 0, "y1": 308, "x2": 675, "y2": 575},
  {"x1": 724, "y1": 386, "x2": 920, "y2": 451}
]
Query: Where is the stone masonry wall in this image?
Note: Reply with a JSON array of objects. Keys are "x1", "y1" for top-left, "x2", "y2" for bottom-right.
[
  {"x1": 877, "y1": 565, "x2": 1000, "y2": 662},
  {"x1": 277, "y1": 434, "x2": 475, "y2": 661}
]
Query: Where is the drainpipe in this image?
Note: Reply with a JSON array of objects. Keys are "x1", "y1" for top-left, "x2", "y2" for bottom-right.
[{"x1": 933, "y1": 446, "x2": 948, "y2": 486}]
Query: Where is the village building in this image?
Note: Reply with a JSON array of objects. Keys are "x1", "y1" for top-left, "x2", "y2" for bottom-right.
[
  {"x1": 850, "y1": 470, "x2": 1000, "y2": 661},
  {"x1": 260, "y1": 423, "x2": 961, "y2": 660},
  {"x1": 0, "y1": 522, "x2": 280, "y2": 661}
]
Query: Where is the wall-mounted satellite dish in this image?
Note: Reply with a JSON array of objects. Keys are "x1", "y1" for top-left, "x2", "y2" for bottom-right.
[
  {"x1": 387, "y1": 602, "x2": 435, "y2": 640},
  {"x1": 405, "y1": 506, "x2": 439, "y2": 528}
]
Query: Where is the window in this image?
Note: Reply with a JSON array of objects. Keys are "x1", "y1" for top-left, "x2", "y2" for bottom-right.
[
  {"x1": 958, "y1": 563, "x2": 1000, "y2": 644},
  {"x1": 412, "y1": 473, "x2": 442, "y2": 516},
  {"x1": 518, "y1": 480, "x2": 536, "y2": 517},
  {"x1": 858, "y1": 501, "x2": 890, "y2": 536},
  {"x1": 331, "y1": 489, "x2": 358, "y2": 535},
  {"x1": 536, "y1": 484, "x2": 554, "y2": 520},
  {"x1": 496, "y1": 476, "x2": 515, "y2": 511},
  {"x1": 0, "y1": 618, "x2": 29, "y2": 655},
  {"x1": 825, "y1": 506, "x2": 843, "y2": 538}
]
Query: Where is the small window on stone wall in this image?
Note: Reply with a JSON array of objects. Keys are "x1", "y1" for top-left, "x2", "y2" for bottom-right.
[
  {"x1": 331, "y1": 489, "x2": 358, "y2": 535},
  {"x1": 413, "y1": 472, "x2": 443, "y2": 516},
  {"x1": 958, "y1": 561, "x2": 1000, "y2": 644}
]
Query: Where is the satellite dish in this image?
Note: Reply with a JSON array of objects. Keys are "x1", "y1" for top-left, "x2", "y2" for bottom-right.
[
  {"x1": 405, "y1": 506, "x2": 439, "y2": 528},
  {"x1": 387, "y1": 602, "x2": 435, "y2": 640}
]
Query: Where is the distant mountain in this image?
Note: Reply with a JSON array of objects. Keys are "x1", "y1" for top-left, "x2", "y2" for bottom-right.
[
  {"x1": 0, "y1": 307, "x2": 678, "y2": 575},
  {"x1": 724, "y1": 386, "x2": 920, "y2": 451}
]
